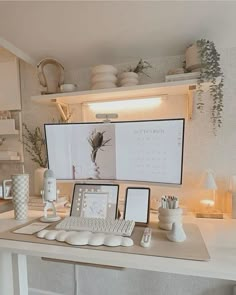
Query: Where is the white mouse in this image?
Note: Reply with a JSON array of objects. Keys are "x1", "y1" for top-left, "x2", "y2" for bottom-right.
[
  {"x1": 37, "y1": 230, "x2": 49, "y2": 238},
  {"x1": 88, "y1": 233, "x2": 105, "y2": 246},
  {"x1": 104, "y1": 235, "x2": 122, "y2": 247},
  {"x1": 44, "y1": 230, "x2": 60, "y2": 241},
  {"x1": 56, "y1": 231, "x2": 74, "y2": 242},
  {"x1": 121, "y1": 237, "x2": 134, "y2": 247},
  {"x1": 66, "y1": 232, "x2": 91, "y2": 246}
]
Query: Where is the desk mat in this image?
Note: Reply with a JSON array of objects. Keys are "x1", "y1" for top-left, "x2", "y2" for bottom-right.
[{"x1": 0, "y1": 219, "x2": 210, "y2": 261}]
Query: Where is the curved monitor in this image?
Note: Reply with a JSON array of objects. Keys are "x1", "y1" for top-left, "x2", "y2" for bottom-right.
[{"x1": 45, "y1": 119, "x2": 185, "y2": 184}]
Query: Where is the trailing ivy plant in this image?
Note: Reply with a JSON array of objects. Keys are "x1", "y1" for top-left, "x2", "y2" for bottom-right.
[{"x1": 195, "y1": 39, "x2": 224, "y2": 134}]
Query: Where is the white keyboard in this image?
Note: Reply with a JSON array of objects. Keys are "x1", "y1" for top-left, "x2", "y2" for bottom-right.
[{"x1": 55, "y1": 217, "x2": 135, "y2": 236}]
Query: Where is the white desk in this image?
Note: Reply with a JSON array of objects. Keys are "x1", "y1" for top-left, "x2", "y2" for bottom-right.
[{"x1": 0, "y1": 210, "x2": 236, "y2": 295}]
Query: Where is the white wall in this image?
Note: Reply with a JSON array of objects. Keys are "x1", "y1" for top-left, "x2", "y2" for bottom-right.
[
  {"x1": 49, "y1": 51, "x2": 235, "y2": 212},
  {"x1": 20, "y1": 48, "x2": 236, "y2": 294}
]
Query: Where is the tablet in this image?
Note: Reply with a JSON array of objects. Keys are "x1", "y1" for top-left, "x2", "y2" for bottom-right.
[
  {"x1": 124, "y1": 187, "x2": 150, "y2": 225},
  {"x1": 70, "y1": 183, "x2": 119, "y2": 219}
]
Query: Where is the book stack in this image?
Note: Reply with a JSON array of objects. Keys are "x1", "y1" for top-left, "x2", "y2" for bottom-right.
[{"x1": 28, "y1": 195, "x2": 69, "y2": 213}]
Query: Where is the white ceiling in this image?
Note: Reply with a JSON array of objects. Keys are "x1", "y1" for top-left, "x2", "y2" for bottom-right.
[{"x1": 0, "y1": 1, "x2": 236, "y2": 70}]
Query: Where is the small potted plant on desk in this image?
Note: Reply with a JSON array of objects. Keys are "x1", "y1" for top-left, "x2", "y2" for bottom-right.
[
  {"x1": 22, "y1": 123, "x2": 48, "y2": 196},
  {"x1": 119, "y1": 59, "x2": 152, "y2": 87}
]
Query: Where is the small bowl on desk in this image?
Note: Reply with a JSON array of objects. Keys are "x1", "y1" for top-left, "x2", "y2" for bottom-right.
[
  {"x1": 60, "y1": 84, "x2": 77, "y2": 93},
  {"x1": 158, "y1": 207, "x2": 183, "y2": 231}
]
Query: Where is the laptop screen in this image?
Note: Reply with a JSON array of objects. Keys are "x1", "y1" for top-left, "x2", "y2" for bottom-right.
[{"x1": 70, "y1": 183, "x2": 119, "y2": 219}]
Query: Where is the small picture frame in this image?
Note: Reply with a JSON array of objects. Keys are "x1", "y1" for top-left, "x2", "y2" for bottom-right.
[{"x1": 124, "y1": 187, "x2": 150, "y2": 225}]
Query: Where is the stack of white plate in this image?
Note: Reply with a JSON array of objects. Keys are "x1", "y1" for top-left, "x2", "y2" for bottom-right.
[{"x1": 91, "y1": 65, "x2": 118, "y2": 90}]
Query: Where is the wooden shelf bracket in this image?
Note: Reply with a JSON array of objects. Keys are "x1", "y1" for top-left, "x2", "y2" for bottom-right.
[
  {"x1": 187, "y1": 85, "x2": 196, "y2": 120},
  {"x1": 55, "y1": 101, "x2": 70, "y2": 122}
]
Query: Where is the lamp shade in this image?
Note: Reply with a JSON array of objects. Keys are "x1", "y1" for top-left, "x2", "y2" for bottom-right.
[
  {"x1": 203, "y1": 170, "x2": 217, "y2": 190},
  {"x1": 229, "y1": 175, "x2": 236, "y2": 193}
]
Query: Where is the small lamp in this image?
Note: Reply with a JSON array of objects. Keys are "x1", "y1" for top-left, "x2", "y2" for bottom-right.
[
  {"x1": 196, "y1": 170, "x2": 223, "y2": 218},
  {"x1": 229, "y1": 175, "x2": 236, "y2": 218}
]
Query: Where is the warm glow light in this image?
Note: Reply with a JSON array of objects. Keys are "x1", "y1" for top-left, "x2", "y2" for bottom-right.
[
  {"x1": 200, "y1": 199, "x2": 215, "y2": 207},
  {"x1": 86, "y1": 97, "x2": 162, "y2": 112}
]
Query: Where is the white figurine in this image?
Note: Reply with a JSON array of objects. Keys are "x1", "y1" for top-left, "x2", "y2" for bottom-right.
[{"x1": 166, "y1": 222, "x2": 186, "y2": 242}]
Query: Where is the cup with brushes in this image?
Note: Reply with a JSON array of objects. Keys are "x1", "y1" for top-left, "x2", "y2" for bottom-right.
[{"x1": 158, "y1": 196, "x2": 186, "y2": 242}]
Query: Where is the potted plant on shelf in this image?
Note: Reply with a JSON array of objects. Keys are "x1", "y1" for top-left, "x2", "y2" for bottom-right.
[
  {"x1": 185, "y1": 39, "x2": 224, "y2": 134},
  {"x1": 119, "y1": 59, "x2": 152, "y2": 87},
  {"x1": 22, "y1": 123, "x2": 48, "y2": 196}
]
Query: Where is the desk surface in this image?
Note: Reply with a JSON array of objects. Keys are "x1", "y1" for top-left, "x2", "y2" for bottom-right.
[{"x1": 0, "y1": 210, "x2": 236, "y2": 281}]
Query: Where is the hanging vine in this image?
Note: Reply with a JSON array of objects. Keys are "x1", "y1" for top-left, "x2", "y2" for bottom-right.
[{"x1": 196, "y1": 39, "x2": 224, "y2": 134}]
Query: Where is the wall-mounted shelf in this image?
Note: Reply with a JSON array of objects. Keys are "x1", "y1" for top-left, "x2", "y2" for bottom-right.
[
  {"x1": 32, "y1": 79, "x2": 200, "y2": 120},
  {"x1": 32, "y1": 79, "x2": 198, "y2": 104}
]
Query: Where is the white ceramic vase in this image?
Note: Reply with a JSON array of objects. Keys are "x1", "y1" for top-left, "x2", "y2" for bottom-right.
[
  {"x1": 91, "y1": 73, "x2": 117, "y2": 84},
  {"x1": 91, "y1": 65, "x2": 118, "y2": 90},
  {"x1": 91, "y1": 65, "x2": 118, "y2": 76},
  {"x1": 185, "y1": 43, "x2": 202, "y2": 72},
  {"x1": 119, "y1": 72, "x2": 139, "y2": 87},
  {"x1": 34, "y1": 167, "x2": 47, "y2": 196},
  {"x1": 89, "y1": 162, "x2": 100, "y2": 179},
  {"x1": 167, "y1": 222, "x2": 186, "y2": 242},
  {"x1": 158, "y1": 207, "x2": 183, "y2": 230},
  {"x1": 91, "y1": 82, "x2": 117, "y2": 90}
]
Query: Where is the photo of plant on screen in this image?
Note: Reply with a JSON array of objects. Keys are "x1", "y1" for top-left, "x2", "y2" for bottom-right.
[
  {"x1": 88, "y1": 130, "x2": 111, "y2": 161},
  {"x1": 87, "y1": 129, "x2": 112, "y2": 179},
  {"x1": 70, "y1": 124, "x2": 116, "y2": 180}
]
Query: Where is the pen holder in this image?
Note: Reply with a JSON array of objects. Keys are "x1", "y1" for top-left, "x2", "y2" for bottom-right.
[{"x1": 158, "y1": 207, "x2": 183, "y2": 231}]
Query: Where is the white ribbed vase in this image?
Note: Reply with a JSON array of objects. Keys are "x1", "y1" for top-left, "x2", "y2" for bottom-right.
[
  {"x1": 91, "y1": 65, "x2": 118, "y2": 90},
  {"x1": 119, "y1": 72, "x2": 139, "y2": 87}
]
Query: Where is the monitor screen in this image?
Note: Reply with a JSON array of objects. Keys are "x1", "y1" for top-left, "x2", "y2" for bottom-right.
[{"x1": 45, "y1": 119, "x2": 185, "y2": 184}]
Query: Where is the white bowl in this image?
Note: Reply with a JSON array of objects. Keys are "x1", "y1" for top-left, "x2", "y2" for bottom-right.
[
  {"x1": 91, "y1": 65, "x2": 118, "y2": 76},
  {"x1": 60, "y1": 84, "x2": 77, "y2": 92},
  {"x1": 91, "y1": 74, "x2": 117, "y2": 84}
]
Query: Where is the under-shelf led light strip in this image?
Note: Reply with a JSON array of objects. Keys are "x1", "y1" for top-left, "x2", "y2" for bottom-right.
[{"x1": 84, "y1": 97, "x2": 163, "y2": 112}]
